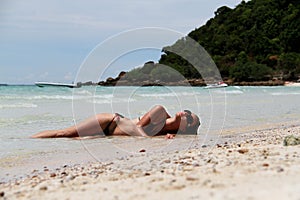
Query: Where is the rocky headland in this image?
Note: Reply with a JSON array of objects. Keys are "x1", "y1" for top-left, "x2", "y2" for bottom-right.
[{"x1": 79, "y1": 71, "x2": 286, "y2": 87}]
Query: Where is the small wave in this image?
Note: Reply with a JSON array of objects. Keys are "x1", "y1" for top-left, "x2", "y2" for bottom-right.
[
  {"x1": 87, "y1": 99, "x2": 111, "y2": 104},
  {"x1": 0, "y1": 95, "x2": 104, "y2": 101},
  {"x1": 271, "y1": 92, "x2": 300, "y2": 96},
  {"x1": 0, "y1": 114, "x2": 70, "y2": 128},
  {"x1": 0, "y1": 103, "x2": 38, "y2": 109},
  {"x1": 88, "y1": 98, "x2": 136, "y2": 104},
  {"x1": 93, "y1": 94, "x2": 114, "y2": 99},
  {"x1": 214, "y1": 90, "x2": 244, "y2": 94},
  {"x1": 0, "y1": 95, "x2": 74, "y2": 100},
  {"x1": 30, "y1": 95, "x2": 76, "y2": 100},
  {"x1": 225, "y1": 90, "x2": 244, "y2": 94},
  {"x1": 139, "y1": 93, "x2": 176, "y2": 97},
  {"x1": 73, "y1": 90, "x2": 93, "y2": 95},
  {"x1": 138, "y1": 92, "x2": 196, "y2": 97}
]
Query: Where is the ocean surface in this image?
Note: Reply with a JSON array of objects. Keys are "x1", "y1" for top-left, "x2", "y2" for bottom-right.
[{"x1": 1, "y1": 85, "x2": 300, "y2": 182}]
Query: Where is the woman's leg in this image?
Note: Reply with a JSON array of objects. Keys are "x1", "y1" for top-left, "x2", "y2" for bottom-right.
[{"x1": 31, "y1": 113, "x2": 114, "y2": 138}]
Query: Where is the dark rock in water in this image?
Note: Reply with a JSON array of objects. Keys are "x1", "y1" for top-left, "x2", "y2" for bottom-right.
[{"x1": 283, "y1": 135, "x2": 300, "y2": 146}]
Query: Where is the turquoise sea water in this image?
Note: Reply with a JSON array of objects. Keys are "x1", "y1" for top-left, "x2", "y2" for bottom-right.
[{"x1": 1, "y1": 85, "x2": 300, "y2": 181}]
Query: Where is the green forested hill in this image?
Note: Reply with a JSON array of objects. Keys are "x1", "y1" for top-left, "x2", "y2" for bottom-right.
[
  {"x1": 160, "y1": 0, "x2": 300, "y2": 81},
  {"x1": 122, "y1": 0, "x2": 300, "y2": 84}
]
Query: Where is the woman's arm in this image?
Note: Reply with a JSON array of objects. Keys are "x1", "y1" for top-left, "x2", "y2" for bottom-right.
[
  {"x1": 136, "y1": 105, "x2": 170, "y2": 136},
  {"x1": 114, "y1": 117, "x2": 149, "y2": 136},
  {"x1": 136, "y1": 105, "x2": 170, "y2": 127}
]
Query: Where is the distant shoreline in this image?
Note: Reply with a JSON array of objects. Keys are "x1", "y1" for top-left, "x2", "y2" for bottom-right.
[
  {"x1": 284, "y1": 81, "x2": 300, "y2": 87},
  {"x1": 95, "y1": 77, "x2": 287, "y2": 87},
  {"x1": 2, "y1": 80, "x2": 300, "y2": 87}
]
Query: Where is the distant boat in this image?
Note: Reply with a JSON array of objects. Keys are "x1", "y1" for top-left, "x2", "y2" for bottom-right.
[
  {"x1": 204, "y1": 81, "x2": 228, "y2": 89},
  {"x1": 35, "y1": 82, "x2": 81, "y2": 88}
]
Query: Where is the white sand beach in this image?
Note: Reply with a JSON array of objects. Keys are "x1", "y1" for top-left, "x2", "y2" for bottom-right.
[
  {"x1": 1, "y1": 124, "x2": 300, "y2": 200},
  {"x1": 284, "y1": 81, "x2": 300, "y2": 87}
]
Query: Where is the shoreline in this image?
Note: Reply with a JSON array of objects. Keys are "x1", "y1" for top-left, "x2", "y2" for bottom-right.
[
  {"x1": 1, "y1": 80, "x2": 300, "y2": 87},
  {"x1": 1, "y1": 124, "x2": 300, "y2": 199},
  {"x1": 2, "y1": 120, "x2": 299, "y2": 183},
  {"x1": 94, "y1": 79, "x2": 288, "y2": 87},
  {"x1": 83, "y1": 80, "x2": 300, "y2": 87}
]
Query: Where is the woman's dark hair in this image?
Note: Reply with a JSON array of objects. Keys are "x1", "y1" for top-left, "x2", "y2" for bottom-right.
[{"x1": 181, "y1": 114, "x2": 201, "y2": 135}]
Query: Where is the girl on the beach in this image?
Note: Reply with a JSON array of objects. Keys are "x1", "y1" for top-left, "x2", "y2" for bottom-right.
[{"x1": 31, "y1": 105, "x2": 200, "y2": 139}]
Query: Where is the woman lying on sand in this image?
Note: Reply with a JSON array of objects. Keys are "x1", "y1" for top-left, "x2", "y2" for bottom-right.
[{"x1": 31, "y1": 105, "x2": 200, "y2": 139}]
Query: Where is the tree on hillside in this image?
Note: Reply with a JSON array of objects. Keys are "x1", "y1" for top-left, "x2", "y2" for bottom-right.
[
  {"x1": 158, "y1": 0, "x2": 300, "y2": 81},
  {"x1": 125, "y1": 0, "x2": 300, "y2": 83}
]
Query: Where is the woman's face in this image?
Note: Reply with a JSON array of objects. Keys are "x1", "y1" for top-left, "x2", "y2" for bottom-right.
[{"x1": 178, "y1": 110, "x2": 199, "y2": 133}]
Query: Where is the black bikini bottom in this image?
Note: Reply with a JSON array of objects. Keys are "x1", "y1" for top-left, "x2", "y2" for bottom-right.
[{"x1": 103, "y1": 113, "x2": 124, "y2": 135}]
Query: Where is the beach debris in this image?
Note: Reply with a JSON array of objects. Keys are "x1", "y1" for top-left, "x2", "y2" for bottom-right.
[
  {"x1": 61, "y1": 172, "x2": 68, "y2": 176},
  {"x1": 283, "y1": 135, "x2": 300, "y2": 146},
  {"x1": 65, "y1": 175, "x2": 76, "y2": 182},
  {"x1": 262, "y1": 163, "x2": 269, "y2": 167},
  {"x1": 276, "y1": 167, "x2": 284, "y2": 173},
  {"x1": 192, "y1": 161, "x2": 200, "y2": 167},
  {"x1": 39, "y1": 186, "x2": 48, "y2": 191},
  {"x1": 144, "y1": 172, "x2": 151, "y2": 176},
  {"x1": 186, "y1": 175, "x2": 199, "y2": 181},
  {"x1": 43, "y1": 166, "x2": 49, "y2": 172},
  {"x1": 202, "y1": 179, "x2": 212, "y2": 186},
  {"x1": 139, "y1": 149, "x2": 146, "y2": 153},
  {"x1": 237, "y1": 149, "x2": 249, "y2": 154},
  {"x1": 261, "y1": 149, "x2": 269, "y2": 159},
  {"x1": 0, "y1": 191, "x2": 4, "y2": 197},
  {"x1": 162, "y1": 159, "x2": 171, "y2": 163}
]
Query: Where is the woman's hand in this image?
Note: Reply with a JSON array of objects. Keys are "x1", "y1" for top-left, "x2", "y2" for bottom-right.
[{"x1": 165, "y1": 133, "x2": 175, "y2": 139}]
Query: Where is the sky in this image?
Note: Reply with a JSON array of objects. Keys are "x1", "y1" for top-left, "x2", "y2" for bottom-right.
[{"x1": 0, "y1": 0, "x2": 243, "y2": 84}]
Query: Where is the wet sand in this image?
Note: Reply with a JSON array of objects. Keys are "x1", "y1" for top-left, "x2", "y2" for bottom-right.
[{"x1": 1, "y1": 125, "x2": 300, "y2": 200}]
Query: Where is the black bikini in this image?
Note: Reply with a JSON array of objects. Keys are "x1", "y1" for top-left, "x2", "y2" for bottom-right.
[{"x1": 103, "y1": 113, "x2": 124, "y2": 135}]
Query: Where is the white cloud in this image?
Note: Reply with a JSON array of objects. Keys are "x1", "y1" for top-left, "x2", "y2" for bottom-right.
[
  {"x1": 1, "y1": 0, "x2": 242, "y2": 33},
  {"x1": 0, "y1": 0, "x2": 244, "y2": 84}
]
